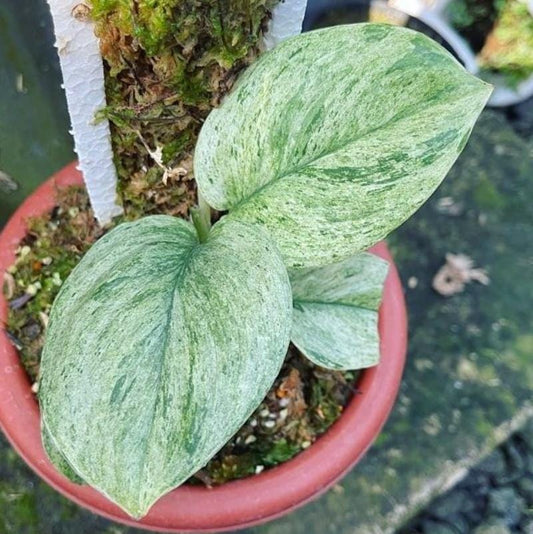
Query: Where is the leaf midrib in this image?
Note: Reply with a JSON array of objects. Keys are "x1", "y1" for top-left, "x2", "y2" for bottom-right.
[
  {"x1": 229, "y1": 82, "x2": 469, "y2": 212},
  {"x1": 136, "y1": 241, "x2": 198, "y2": 500}
]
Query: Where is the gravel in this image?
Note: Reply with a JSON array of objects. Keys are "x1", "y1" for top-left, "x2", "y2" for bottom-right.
[{"x1": 398, "y1": 431, "x2": 533, "y2": 533}]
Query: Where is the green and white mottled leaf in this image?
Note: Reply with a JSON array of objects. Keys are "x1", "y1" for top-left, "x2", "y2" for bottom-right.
[
  {"x1": 39, "y1": 216, "x2": 292, "y2": 518},
  {"x1": 42, "y1": 421, "x2": 84, "y2": 484},
  {"x1": 195, "y1": 23, "x2": 492, "y2": 268},
  {"x1": 291, "y1": 253, "x2": 388, "y2": 370}
]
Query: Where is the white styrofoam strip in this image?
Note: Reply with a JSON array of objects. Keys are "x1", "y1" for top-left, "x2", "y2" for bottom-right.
[
  {"x1": 263, "y1": 0, "x2": 308, "y2": 50},
  {"x1": 47, "y1": 1, "x2": 123, "y2": 224}
]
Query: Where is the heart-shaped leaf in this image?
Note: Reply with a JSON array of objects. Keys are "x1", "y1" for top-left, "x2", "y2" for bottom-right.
[
  {"x1": 42, "y1": 422, "x2": 84, "y2": 484},
  {"x1": 39, "y1": 216, "x2": 292, "y2": 518},
  {"x1": 291, "y1": 253, "x2": 388, "y2": 370},
  {"x1": 195, "y1": 23, "x2": 492, "y2": 268}
]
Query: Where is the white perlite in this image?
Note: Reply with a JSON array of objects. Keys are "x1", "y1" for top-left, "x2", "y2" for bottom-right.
[
  {"x1": 47, "y1": 1, "x2": 123, "y2": 224},
  {"x1": 263, "y1": 0, "x2": 308, "y2": 50}
]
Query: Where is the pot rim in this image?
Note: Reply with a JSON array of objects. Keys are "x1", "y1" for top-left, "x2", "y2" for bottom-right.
[{"x1": 0, "y1": 162, "x2": 407, "y2": 533}]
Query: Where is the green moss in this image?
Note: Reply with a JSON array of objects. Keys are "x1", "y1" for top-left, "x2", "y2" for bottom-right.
[
  {"x1": 473, "y1": 175, "x2": 504, "y2": 210},
  {"x1": 89, "y1": 0, "x2": 278, "y2": 218},
  {"x1": 0, "y1": 483, "x2": 39, "y2": 532}
]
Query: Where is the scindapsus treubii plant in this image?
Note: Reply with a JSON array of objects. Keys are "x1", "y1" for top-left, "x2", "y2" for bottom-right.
[{"x1": 39, "y1": 23, "x2": 491, "y2": 518}]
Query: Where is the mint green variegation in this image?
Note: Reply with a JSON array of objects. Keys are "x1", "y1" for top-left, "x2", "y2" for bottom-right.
[
  {"x1": 291, "y1": 253, "x2": 388, "y2": 370},
  {"x1": 195, "y1": 24, "x2": 492, "y2": 268},
  {"x1": 39, "y1": 216, "x2": 292, "y2": 518},
  {"x1": 42, "y1": 422, "x2": 84, "y2": 484}
]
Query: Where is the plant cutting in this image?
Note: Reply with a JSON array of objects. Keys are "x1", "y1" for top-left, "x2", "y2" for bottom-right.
[{"x1": 1, "y1": 4, "x2": 490, "y2": 530}]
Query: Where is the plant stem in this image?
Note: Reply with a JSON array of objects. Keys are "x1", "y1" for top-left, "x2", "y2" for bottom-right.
[{"x1": 191, "y1": 191, "x2": 212, "y2": 243}]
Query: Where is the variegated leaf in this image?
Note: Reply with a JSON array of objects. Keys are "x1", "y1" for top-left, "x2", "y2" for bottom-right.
[
  {"x1": 195, "y1": 23, "x2": 492, "y2": 268},
  {"x1": 291, "y1": 253, "x2": 388, "y2": 370},
  {"x1": 42, "y1": 421, "x2": 84, "y2": 484},
  {"x1": 39, "y1": 216, "x2": 292, "y2": 518}
]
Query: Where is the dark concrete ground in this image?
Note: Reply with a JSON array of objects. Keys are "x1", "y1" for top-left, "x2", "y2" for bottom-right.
[
  {"x1": 1, "y1": 2, "x2": 532, "y2": 533},
  {"x1": 399, "y1": 422, "x2": 533, "y2": 534}
]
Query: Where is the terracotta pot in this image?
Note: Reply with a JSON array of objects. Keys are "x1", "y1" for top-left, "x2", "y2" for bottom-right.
[{"x1": 0, "y1": 162, "x2": 407, "y2": 533}]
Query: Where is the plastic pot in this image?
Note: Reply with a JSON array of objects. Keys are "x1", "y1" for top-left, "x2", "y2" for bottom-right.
[{"x1": 0, "y1": 162, "x2": 407, "y2": 532}]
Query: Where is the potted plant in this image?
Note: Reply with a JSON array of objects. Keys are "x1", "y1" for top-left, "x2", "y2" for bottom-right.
[
  {"x1": 0, "y1": 2, "x2": 490, "y2": 532},
  {"x1": 448, "y1": 0, "x2": 533, "y2": 106}
]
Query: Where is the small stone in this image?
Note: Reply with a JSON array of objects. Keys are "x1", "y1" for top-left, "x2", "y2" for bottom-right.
[
  {"x1": 278, "y1": 397, "x2": 290, "y2": 408},
  {"x1": 423, "y1": 414, "x2": 442, "y2": 436},
  {"x1": 477, "y1": 450, "x2": 507, "y2": 478},
  {"x1": 420, "y1": 519, "x2": 456, "y2": 534},
  {"x1": 249, "y1": 418, "x2": 257, "y2": 427},
  {"x1": 506, "y1": 441, "x2": 526, "y2": 470},
  {"x1": 278, "y1": 408, "x2": 288, "y2": 420},
  {"x1": 255, "y1": 465, "x2": 264, "y2": 475},
  {"x1": 527, "y1": 451, "x2": 533, "y2": 473},
  {"x1": 19, "y1": 245, "x2": 31, "y2": 258},
  {"x1": 331, "y1": 484, "x2": 344, "y2": 494},
  {"x1": 25, "y1": 284, "x2": 39, "y2": 296},
  {"x1": 38, "y1": 312, "x2": 49, "y2": 329},
  {"x1": 473, "y1": 520, "x2": 511, "y2": 534},
  {"x1": 516, "y1": 476, "x2": 533, "y2": 503},
  {"x1": 259, "y1": 409, "x2": 269, "y2": 418},
  {"x1": 496, "y1": 442, "x2": 526, "y2": 484},
  {"x1": 22, "y1": 321, "x2": 41, "y2": 341},
  {"x1": 522, "y1": 518, "x2": 533, "y2": 534},
  {"x1": 244, "y1": 435, "x2": 256, "y2": 445},
  {"x1": 408, "y1": 276, "x2": 418, "y2": 289},
  {"x1": 487, "y1": 487, "x2": 525, "y2": 527},
  {"x1": 301, "y1": 441, "x2": 311, "y2": 449},
  {"x1": 263, "y1": 420, "x2": 275, "y2": 429},
  {"x1": 9, "y1": 293, "x2": 32, "y2": 310},
  {"x1": 41, "y1": 256, "x2": 52, "y2": 266},
  {"x1": 431, "y1": 489, "x2": 474, "y2": 519}
]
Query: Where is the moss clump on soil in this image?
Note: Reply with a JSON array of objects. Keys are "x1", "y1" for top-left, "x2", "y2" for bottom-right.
[
  {"x1": 89, "y1": 0, "x2": 277, "y2": 218},
  {"x1": 2, "y1": 187, "x2": 357, "y2": 485}
]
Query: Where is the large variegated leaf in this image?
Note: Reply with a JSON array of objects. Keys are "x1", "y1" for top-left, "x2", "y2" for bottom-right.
[
  {"x1": 291, "y1": 253, "x2": 388, "y2": 370},
  {"x1": 42, "y1": 422, "x2": 84, "y2": 484},
  {"x1": 195, "y1": 23, "x2": 492, "y2": 268},
  {"x1": 39, "y1": 216, "x2": 292, "y2": 518}
]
